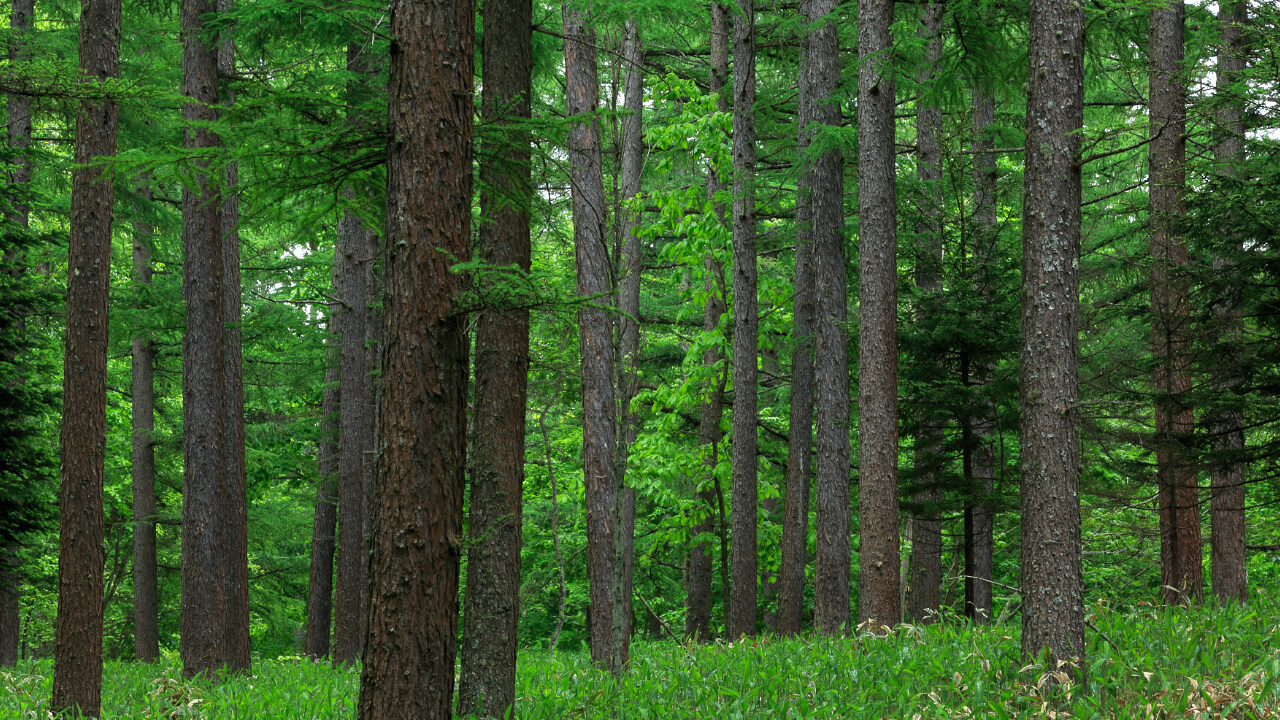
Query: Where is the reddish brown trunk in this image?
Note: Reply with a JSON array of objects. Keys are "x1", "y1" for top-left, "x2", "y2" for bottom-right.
[
  {"x1": 304, "y1": 347, "x2": 339, "y2": 659},
  {"x1": 132, "y1": 188, "x2": 160, "y2": 662}
]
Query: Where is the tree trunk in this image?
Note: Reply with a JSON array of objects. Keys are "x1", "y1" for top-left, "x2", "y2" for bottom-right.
[
  {"x1": 304, "y1": 332, "x2": 340, "y2": 660},
  {"x1": 179, "y1": 0, "x2": 228, "y2": 679},
  {"x1": 355, "y1": 0, "x2": 473, "y2": 716},
  {"x1": 132, "y1": 187, "x2": 160, "y2": 663},
  {"x1": 809, "y1": 0, "x2": 850, "y2": 636},
  {"x1": 1209, "y1": 0, "x2": 1248, "y2": 606},
  {"x1": 856, "y1": 0, "x2": 901, "y2": 630},
  {"x1": 906, "y1": 2, "x2": 944, "y2": 626},
  {"x1": 1150, "y1": 0, "x2": 1202, "y2": 607},
  {"x1": 457, "y1": 0, "x2": 532, "y2": 712},
  {"x1": 52, "y1": 0, "x2": 119, "y2": 711},
  {"x1": 0, "y1": 548, "x2": 16, "y2": 667},
  {"x1": 1020, "y1": 0, "x2": 1085, "y2": 667},
  {"x1": 563, "y1": 0, "x2": 621, "y2": 673}
]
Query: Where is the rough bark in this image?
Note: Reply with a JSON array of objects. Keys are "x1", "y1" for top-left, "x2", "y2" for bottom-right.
[
  {"x1": 355, "y1": 0, "x2": 473, "y2": 716},
  {"x1": 907, "y1": 2, "x2": 944, "y2": 626},
  {"x1": 131, "y1": 187, "x2": 159, "y2": 663},
  {"x1": 179, "y1": 0, "x2": 228, "y2": 679},
  {"x1": 0, "y1": 548, "x2": 16, "y2": 667},
  {"x1": 563, "y1": 0, "x2": 620, "y2": 673},
  {"x1": 457, "y1": 0, "x2": 532, "y2": 712},
  {"x1": 1209, "y1": 0, "x2": 1248, "y2": 606},
  {"x1": 304, "y1": 336, "x2": 340, "y2": 660},
  {"x1": 727, "y1": 0, "x2": 758, "y2": 641},
  {"x1": 52, "y1": 0, "x2": 119, "y2": 711},
  {"x1": 856, "y1": 0, "x2": 901, "y2": 630},
  {"x1": 1020, "y1": 0, "x2": 1085, "y2": 666},
  {"x1": 809, "y1": 0, "x2": 850, "y2": 636}
]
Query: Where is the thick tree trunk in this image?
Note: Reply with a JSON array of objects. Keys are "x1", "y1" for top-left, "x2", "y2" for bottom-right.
[
  {"x1": 687, "y1": 1, "x2": 730, "y2": 642},
  {"x1": 132, "y1": 189, "x2": 160, "y2": 663},
  {"x1": 856, "y1": 0, "x2": 901, "y2": 630},
  {"x1": 304, "y1": 335, "x2": 340, "y2": 660},
  {"x1": 1150, "y1": 0, "x2": 1202, "y2": 607},
  {"x1": 809, "y1": 0, "x2": 849, "y2": 636},
  {"x1": 563, "y1": 0, "x2": 621, "y2": 673},
  {"x1": 355, "y1": 0, "x2": 473, "y2": 716},
  {"x1": 52, "y1": 0, "x2": 119, "y2": 711},
  {"x1": 179, "y1": 0, "x2": 228, "y2": 679},
  {"x1": 907, "y1": 2, "x2": 944, "y2": 626},
  {"x1": 333, "y1": 43, "x2": 378, "y2": 668},
  {"x1": 457, "y1": 0, "x2": 532, "y2": 713},
  {"x1": 1020, "y1": 0, "x2": 1085, "y2": 667},
  {"x1": 1209, "y1": 0, "x2": 1248, "y2": 605},
  {"x1": 727, "y1": 0, "x2": 758, "y2": 641}
]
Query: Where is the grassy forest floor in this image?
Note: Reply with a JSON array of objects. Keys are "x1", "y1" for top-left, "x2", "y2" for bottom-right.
[{"x1": 3, "y1": 599, "x2": 1278, "y2": 719}]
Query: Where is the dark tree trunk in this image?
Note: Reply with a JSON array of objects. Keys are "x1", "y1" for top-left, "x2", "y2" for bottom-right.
[
  {"x1": 687, "y1": 1, "x2": 730, "y2": 642},
  {"x1": 355, "y1": 0, "x2": 473, "y2": 716},
  {"x1": 809, "y1": 0, "x2": 849, "y2": 636},
  {"x1": 132, "y1": 188, "x2": 160, "y2": 663},
  {"x1": 1209, "y1": 0, "x2": 1248, "y2": 605},
  {"x1": 457, "y1": 0, "x2": 531, "y2": 712},
  {"x1": 1020, "y1": 0, "x2": 1085, "y2": 667},
  {"x1": 906, "y1": 2, "x2": 944, "y2": 626},
  {"x1": 304, "y1": 330, "x2": 340, "y2": 660},
  {"x1": 333, "y1": 43, "x2": 378, "y2": 668},
  {"x1": 563, "y1": 0, "x2": 621, "y2": 673},
  {"x1": 727, "y1": 0, "x2": 758, "y2": 642},
  {"x1": 0, "y1": 548, "x2": 16, "y2": 667},
  {"x1": 52, "y1": 0, "x2": 119, "y2": 711},
  {"x1": 856, "y1": 0, "x2": 901, "y2": 630},
  {"x1": 218, "y1": 5, "x2": 251, "y2": 669}
]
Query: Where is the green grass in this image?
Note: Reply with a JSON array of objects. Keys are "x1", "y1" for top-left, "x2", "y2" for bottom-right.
[{"x1": 4, "y1": 599, "x2": 1278, "y2": 719}]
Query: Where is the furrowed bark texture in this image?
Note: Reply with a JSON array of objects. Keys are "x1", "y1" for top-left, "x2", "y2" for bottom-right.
[
  {"x1": 562, "y1": 1, "x2": 620, "y2": 673},
  {"x1": 779, "y1": 0, "x2": 814, "y2": 638},
  {"x1": 1020, "y1": 0, "x2": 1085, "y2": 666},
  {"x1": 355, "y1": 0, "x2": 473, "y2": 716},
  {"x1": 907, "y1": 2, "x2": 944, "y2": 626},
  {"x1": 857, "y1": 0, "x2": 901, "y2": 630},
  {"x1": 728, "y1": 0, "x2": 758, "y2": 641},
  {"x1": 809, "y1": 0, "x2": 849, "y2": 636},
  {"x1": 304, "y1": 333, "x2": 340, "y2": 660},
  {"x1": 457, "y1": 0, "x2": 532, "y2": 713},
  {"x1": 132, "y1": 189, "x2": 159, "y2": 662},
  {"x1": 52, "y1": 0, "x2": 119, "y2": 711},
  {"x1": 1210, "y1": 0, "x2": 1248, "y2": 605},
  {"x1": 179, "y1": 0, "x2": 228, "y2": 679}
]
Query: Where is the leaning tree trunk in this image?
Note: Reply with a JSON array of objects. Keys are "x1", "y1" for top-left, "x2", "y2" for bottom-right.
[
  {"x1": 857, "y1": 0, "x2": 901, "y2": 630},
  {"x1": 727, "y1": 0, "x2": 758, "y2": 642},
  {"x1": 457, "y1": 0, "x2": 532, "y2": 712},
  {"x1": 51, "y1": 0, "x2": 119, "y2": 711},
  {"x1": 355, "y1": 0, "x2": 473, "y2": 717},
  {"x1": 1209, "y1": 0, "x2": 1248, "y2": 606},
  {"x1": 304, "y1": 328, "x2": 340, "y2": 660},
  {"x1": 1020, "y1": 0, "x2": 1085, "y2": 668},
  {"x1": 131, "y1": 187, "x2": 160, "y2": 663}
]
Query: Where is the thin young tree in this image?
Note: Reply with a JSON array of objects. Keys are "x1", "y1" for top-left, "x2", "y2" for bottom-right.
[
  {"x1": 1020, "y1": 0, "x2": 1085, "y2": 666},
  {"x1": 131, "y1": 186, "x2": 160, "y2": 663},
  {"x1": 355, "y1": 0, "x2": 473, "y2": 715},
  {"x1": 857, "y1": 0, "x2": 901, "y2": 630},
  {"x1": 50, "y1": 0, "x2": 119, "y2": 710},
  {"x1": 304, "y1": 315, "x2": 339, "y2": 659},
  {"x1": 457, "y1": 0, "x2": 532, "y2": 712}
]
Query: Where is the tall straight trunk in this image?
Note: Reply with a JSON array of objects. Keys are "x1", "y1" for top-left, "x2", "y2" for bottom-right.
[
  {"x1": 0, "y1": 0, "x2": 34, "y2": 670},
  {"x1": 727, "y1": 0, "x2": 758, "y2": 641},
  {"x1": 304, "y1": 327, "x2": 340, "y2": 659},
  {"x1": 218, "y1": 4, "x2": 251, "y2": 669},
  {"x1": 180, "y1": 0, "x2": 227, "y2": 679},
  {"x1": 457, "y1": 0, "x2": 532, "y2": 712},
  {"x1": 131, "y1": 188, "x2": 160, "y2": 662},
  {"x1": 907, "y1": 2, "x2": 944, "y2": 626},
  {"x1": 856, "y1": 0, "x2": 901, "y2": 630},
  {"x1": 964, "y1": 82, "x2": 997, "y2": 623},
  {"x1": 355, "y1": 0, "x2": 473, "y2": 716},
  {"x1": 51, "y1": 0, "x2": 119, "y2": 711},
  {"x1": 1209, "y1": 0, "x2": 1248, "y2": 605},
  {"x1": 563, "y1": 0, "x2": 621, "y2": 673},
  {"x1": 809, "y1": 0, "x2": 849, "y2": 636},
  {"x1": 779, "y1": 0, "x2": 814, "y2": 638},
  {"x1": 687, "y1": 0, "x2": 730, "y2": 642},
  {"x1": 1149, "y1": 0, "x2": 1202, "y2": 606},
  {"x1": 333, "y1": 43, "x2": 378, "y2": 668},
  {"x1": 1020, "y1": 0, "x2": 1085, "y2": 667}
]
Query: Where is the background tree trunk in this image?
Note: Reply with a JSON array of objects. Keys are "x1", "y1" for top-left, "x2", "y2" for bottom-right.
[
  {"x1": 131, "y1": 187, "x2": 160, "y2": 663},
  {"x1": 304, "y1": 327, "x2": 340, "y2": 660}
]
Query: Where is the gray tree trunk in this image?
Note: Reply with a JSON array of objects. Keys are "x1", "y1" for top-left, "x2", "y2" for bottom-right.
[{"x1": 131, "y1": 186, "x2": 160, "y2": 662}]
